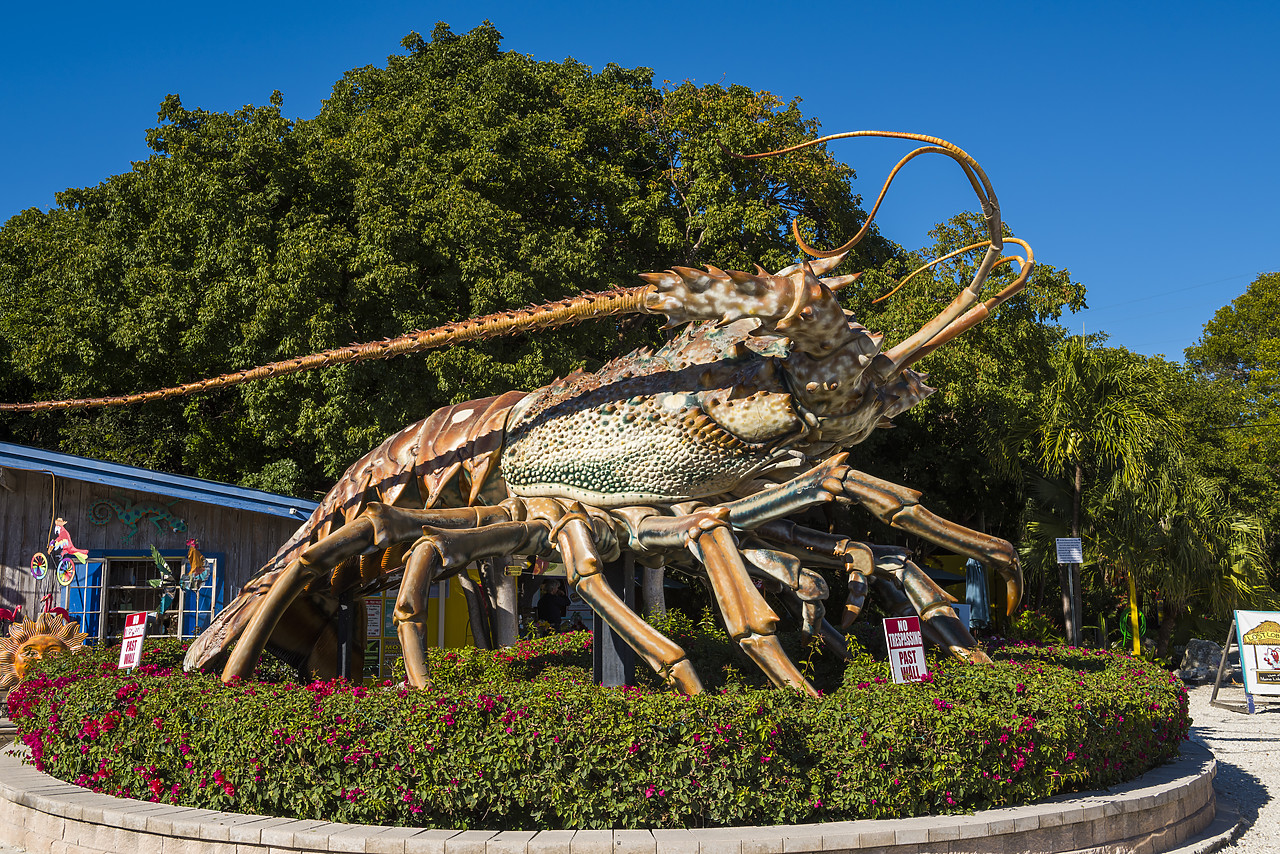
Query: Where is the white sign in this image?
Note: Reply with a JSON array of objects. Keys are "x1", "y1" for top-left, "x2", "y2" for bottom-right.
[
  {"x1": 118, "y1": 612, "x2": 149, "y2": 669},
  {"x1": 1055, "y1": 538, "x2": 1083, "y2": 564},
  {"x1": 884, "y1": 616, "x2": 929, "y2": 683},
  {"x1": 1235, "y1": 610, "x2": 1280, "y2": 697}
]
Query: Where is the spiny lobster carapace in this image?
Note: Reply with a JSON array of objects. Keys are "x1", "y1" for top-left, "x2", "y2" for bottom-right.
[{"x1": 2, "y1": 131, "x2": 1033, "y2": 695}]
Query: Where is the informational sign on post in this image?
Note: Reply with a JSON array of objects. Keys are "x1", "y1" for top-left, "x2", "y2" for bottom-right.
[
  {"x1": 1055, "y1": 538, "x2": 1083, "y2": 564},
  {"x1": 118, "y1": 612, "x2": 149, "y2": 670},
  {"x1": 884, "y1": 616, "x2": 929, "y2": 683},
  {"x1": 1234, "y1": 610, "x2": 1280, "y2": 697}
]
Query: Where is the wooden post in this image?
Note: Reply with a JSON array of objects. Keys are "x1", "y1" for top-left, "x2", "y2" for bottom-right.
[{"x1": 593, "y1": 554, "x2": 636, "y2": 688}]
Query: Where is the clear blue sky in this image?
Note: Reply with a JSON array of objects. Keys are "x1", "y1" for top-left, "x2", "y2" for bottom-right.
[{"x1": 3, "y1": 1, "x2": 1277, "y2": 361}]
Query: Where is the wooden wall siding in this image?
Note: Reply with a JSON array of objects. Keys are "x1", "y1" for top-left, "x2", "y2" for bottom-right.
[{"x1": 0, "y1": 466, "x2": 303, "y2": 616}]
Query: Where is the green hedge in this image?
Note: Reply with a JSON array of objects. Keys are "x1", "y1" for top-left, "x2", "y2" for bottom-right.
[{"x1": 7, "y1": 635, "x2": 1189, "y2": 829}]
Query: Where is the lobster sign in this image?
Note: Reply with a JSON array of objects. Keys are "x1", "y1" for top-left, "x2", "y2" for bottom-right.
[{"x1": 3, "y1": 131, "x2": 1032, "y2": 696}]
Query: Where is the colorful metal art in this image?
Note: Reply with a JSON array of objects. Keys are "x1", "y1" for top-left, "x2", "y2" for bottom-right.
[
  {"x1": 148, "y1": 545, "x2": 210, "y2": 617},
  {"x1": 90, "y1": 497, "x2": 187, "y2": 543},
  {"x1": 0, "y1": 611, "x2": 89, "y2": 688}
]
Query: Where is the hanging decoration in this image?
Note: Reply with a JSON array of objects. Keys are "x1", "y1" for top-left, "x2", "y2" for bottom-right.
[
  {"x1": 29, "y1": 553, "x2": 48, "y2": 580},
  {"x1": 148, "y1": 544, "x2": 210, "y2": 617},
  {"x1": 48, "y1": 517, "x2": 89, "y2": 587},
  {"x1": 183, "y1": 538, "x2": 211, "y2": 591}
]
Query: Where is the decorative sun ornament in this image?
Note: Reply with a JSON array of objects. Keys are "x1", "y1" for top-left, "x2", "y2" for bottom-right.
[{"x1": 0, "y1": 612, "x2": 89, "y2": 688}]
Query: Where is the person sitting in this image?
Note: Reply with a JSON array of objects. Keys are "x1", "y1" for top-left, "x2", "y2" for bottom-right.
[{"x1": 536, "y1": 580, "x2": 572, "y2": 631}]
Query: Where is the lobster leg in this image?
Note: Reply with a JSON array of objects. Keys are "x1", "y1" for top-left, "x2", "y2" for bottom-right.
[
  {"x1": 552, "y1": 507, "x2": 703, "y2": 694},
  {"x1": 738, "y1": 539, "x2": 850, "y2": 662},
  {"x1": 722, "y1": 456, "x2": 1022, "y2": 616},
  {"x1": 750, "y1": 519, "x2": 876, "y2": 629},
  {"x1": 220, "y1": 503, "x2": 514, "y2": 682},
  {"x1": 635, "y1": 509, "x2": 817, "y2": 696},
  {"x1": 396, "y1": 521, "x2": 553, "y2": 688},
  {"x1": 870, "y1": 553, "x2": 992, "y2": 664}
]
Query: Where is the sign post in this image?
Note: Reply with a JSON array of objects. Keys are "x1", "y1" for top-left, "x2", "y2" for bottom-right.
[
  {"x1": 1055, "y1": 538, "x2": 1083, "y2": 647},
  {"x1": 118, "y1": 612, "x2": 149, "y2": 670},
  {"x1": 884, "y1": 616, "x2": 929, "y2": 683}
]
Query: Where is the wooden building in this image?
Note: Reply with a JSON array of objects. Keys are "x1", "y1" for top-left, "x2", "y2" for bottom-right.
[
  {"x1": 0, "y1": 441, "x2": 478, "y2": 679},
  {"x1": 0, "y1": 441, "x2": 318, "y2": 644}
]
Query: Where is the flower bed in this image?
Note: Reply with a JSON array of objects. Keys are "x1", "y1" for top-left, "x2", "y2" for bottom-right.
[{"x1": 6, "y1": 634, "x2": 1189, "y2": 830}]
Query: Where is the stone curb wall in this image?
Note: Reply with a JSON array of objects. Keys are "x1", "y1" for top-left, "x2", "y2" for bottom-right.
[{"x1": 0, "y1": 742, "x2": 1217, "y2": 854}]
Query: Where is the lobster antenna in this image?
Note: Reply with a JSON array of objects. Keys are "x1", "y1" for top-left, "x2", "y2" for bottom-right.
[
  {"x1": 0, "y1": 287, "x2": 651, "y2": 413},
  {"x1": 727, "y1": 130, "x2": 1034, "y2": 371},
  {"x1": 723, "y1": 130, "x2": 1001, "y2": 253}
]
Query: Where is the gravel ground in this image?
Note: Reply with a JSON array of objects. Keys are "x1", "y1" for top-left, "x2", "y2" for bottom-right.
[{"x1": 1186, "y1": 682, "x2": 1280, "y2": 852}]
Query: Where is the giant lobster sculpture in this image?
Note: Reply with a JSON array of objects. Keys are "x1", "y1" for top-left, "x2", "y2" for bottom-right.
[{"x1": 2, "y1": 132, "x2": 1032, "y2": 696}]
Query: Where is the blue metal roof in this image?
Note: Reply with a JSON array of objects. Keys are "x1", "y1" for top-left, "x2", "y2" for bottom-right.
[{"x1": 0, "y1": 441, "x2": 319, "y2": 520}]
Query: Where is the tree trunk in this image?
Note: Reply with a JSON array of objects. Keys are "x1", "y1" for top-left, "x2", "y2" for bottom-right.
[
  {"x1": 493, "y1": 560, "x2": 519, "y2": 648},
  {"x1": 1155, "y1": 598, "x2": 1179, "y2": 659},
  {"x1": 642, "y1": 564, "x2": 666, "y2": 618}
]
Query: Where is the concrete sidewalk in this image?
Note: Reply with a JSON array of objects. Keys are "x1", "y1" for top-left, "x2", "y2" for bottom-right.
[{"x1": 1185, "y1": 683, "x2": 1280, "y2": 853}]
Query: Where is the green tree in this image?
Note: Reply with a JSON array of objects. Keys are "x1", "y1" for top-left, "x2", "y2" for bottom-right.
[
  {"x1": 1185, "y1": 271, "x2": 1280, "y2": 565},
  {"x1": 1018, "y1": 346, "x2": 1275, "y2": 651},
  {"x1": 1012, "y1": 338, "x2": 1181, "y2": 645},
  {"x1": 0, "y1": 22, "x2": 887, "y2": 496}
]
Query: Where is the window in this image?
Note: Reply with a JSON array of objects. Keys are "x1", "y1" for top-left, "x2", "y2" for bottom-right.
[{"x1": 62, "y1": 549, "x2": 224, "y2": 642}]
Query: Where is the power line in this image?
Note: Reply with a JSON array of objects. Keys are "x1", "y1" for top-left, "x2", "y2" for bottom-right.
[{"x1": 1073, "y1": 272, "x2": 1252, "y2": 314}]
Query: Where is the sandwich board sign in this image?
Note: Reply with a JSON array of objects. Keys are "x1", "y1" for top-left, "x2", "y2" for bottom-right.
[
  {"x1": 884, "y1": 615, "x2": 929, "y2": 683},
  {"x1": 118, "y1": 612, "x2": 149, "y2": 670},
  {"x1": 1235, "y1": 610, "x2": 1280, "y2": 696}
]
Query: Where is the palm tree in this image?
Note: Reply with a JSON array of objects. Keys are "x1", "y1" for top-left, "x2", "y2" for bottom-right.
[
  {"x1": 1094, "y1": 461, "x2": 1275, "y2": 656},
  {"x1": 1028, "y1": 338, "x2": 1182, "y2": 646}
]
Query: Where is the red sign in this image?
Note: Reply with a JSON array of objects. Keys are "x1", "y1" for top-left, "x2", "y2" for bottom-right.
[
  {"x1": 884, "y1": 615, "x2": 930, "y2": 684},
  {"x1": 118, "y1": 612, "x2": 149, "y2": 669}
]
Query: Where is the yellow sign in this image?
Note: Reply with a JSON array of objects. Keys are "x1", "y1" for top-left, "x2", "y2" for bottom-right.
[{"x1": 1235, "y1": 611, "x2": 1280, "y2": 696}]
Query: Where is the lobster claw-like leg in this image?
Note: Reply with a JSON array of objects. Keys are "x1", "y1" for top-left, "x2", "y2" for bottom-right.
[
  {"x1": 636, "y1": 509, "x2": 818, "y2": 696},
  {"x1": 213, "y1": 503, "x2": 515, "y2": 682},
  {"x1": 871, "y1": 554, "x2": 992, "y2": 664},
  {"x1": 395, "y1": 521, "x2": 552, "y2": 689},
  {"x1": 745, "y1": 519, "x2": 875, "y2": 633},
  {"x1": 725, "y1": 456, "x2": 1023, "y2": 617},
  {"x1": 738, "y1": 539, "x2": 850, "y2": 662},
  {"x1": 550, "y1": 505, "x2": 703, "y2": 694}
]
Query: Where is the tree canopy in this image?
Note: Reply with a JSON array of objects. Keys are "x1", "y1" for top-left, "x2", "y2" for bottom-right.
[
  {"x1": 0, "y1": 22, "x2": 890, "y2": 495},
  {"x1": 2, "y1": 21, "x2": 1273, "y2": 643}
]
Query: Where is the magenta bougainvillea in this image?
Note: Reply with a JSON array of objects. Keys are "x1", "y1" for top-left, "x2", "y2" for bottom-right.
[{"x1": 7, "y1": 635, "x2": 1188, "y2": 829}]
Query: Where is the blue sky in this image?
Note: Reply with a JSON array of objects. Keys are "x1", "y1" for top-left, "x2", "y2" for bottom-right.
[{"x1": 3, "y1": 1, "x2": 1277, "y2": 361}]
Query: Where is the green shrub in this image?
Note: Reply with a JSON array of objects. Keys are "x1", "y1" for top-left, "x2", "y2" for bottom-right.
[
  {"x1": 1003, "y1": 609, "x2": 1065, "y2": 645},
  {"x1": 7, "y1": 635, "x2": 1188, "y2": 829}
]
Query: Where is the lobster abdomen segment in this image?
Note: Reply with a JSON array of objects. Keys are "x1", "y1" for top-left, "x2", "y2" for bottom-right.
[{"x1": 264, "y1": 390, "x2": 529, "y2": 577}]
